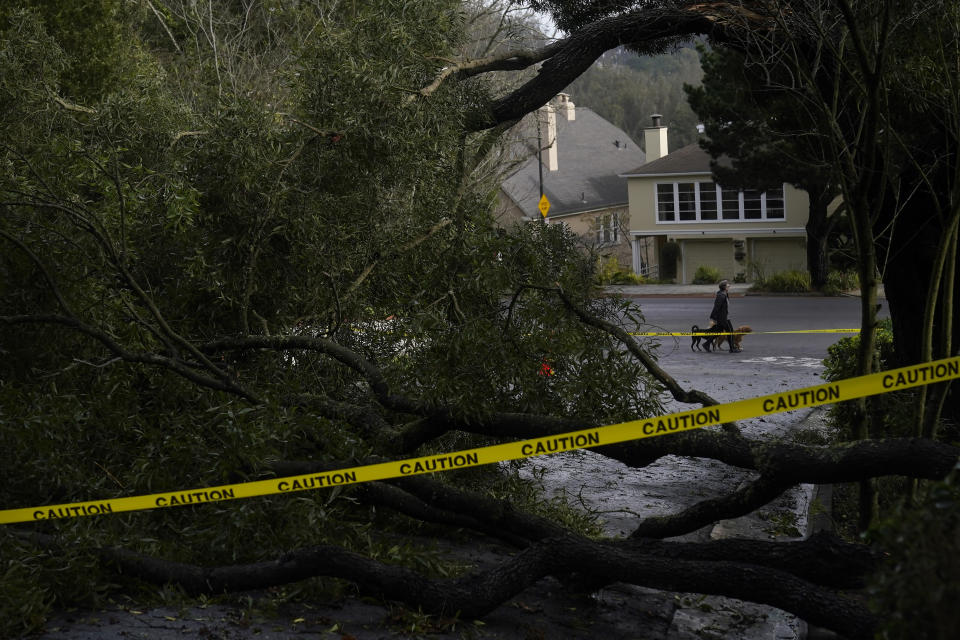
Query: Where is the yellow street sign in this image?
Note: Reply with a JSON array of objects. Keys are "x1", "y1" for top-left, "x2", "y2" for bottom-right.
[{"x1": 538, "y1": 194, "x2": 550, "y2": 218}]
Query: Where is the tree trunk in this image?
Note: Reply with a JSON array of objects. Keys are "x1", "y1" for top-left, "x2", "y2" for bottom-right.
[
  {"x1": 804, "y1": 185, "x2": 834, "y2": 290},
  {"x1": 19, "y1": 530, "x2": 879, "y2": 639},
  {"x1": 848, "y1": 184, "x2": 881, "y2": 531},
  {"x1": 879, "y1": 187, "x2": 960, "y2": 428}
]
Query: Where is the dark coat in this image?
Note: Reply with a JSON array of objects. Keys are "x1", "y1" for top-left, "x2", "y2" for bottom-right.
[{"x1": 710, "y1": 289, "x2": 729, "y2": 325}]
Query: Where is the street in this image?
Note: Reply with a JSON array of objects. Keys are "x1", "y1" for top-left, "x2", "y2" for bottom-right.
[
  {"x1": 633, "y1": 294, "x2": 886, "y2": 357},
  {"x1": 627, "y1": 295, "x2": 889, "y2": 398}
]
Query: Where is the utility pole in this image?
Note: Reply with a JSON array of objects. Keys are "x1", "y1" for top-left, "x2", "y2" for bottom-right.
[
  {"x1": 536, "y1": 109, "x2": 549, "y2": 224},
  {"x1": 537, "y1": 113, "x2": 545, "y2": 225}
]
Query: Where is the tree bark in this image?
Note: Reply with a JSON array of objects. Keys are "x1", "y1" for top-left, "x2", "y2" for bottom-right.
[
  {"x1": 18, "y1": 530, "x2": 878, "y2": 639},
  {"x1": 466, "y1": 3, "x2": 775, "y2": 130},
  {"x1": 624, "y1": 531, "x2": 880, "y2": 589},
  {"x1": 804, "y1": 184, "x2": 835, "y2": 290},
  {"x1": 274, "y1": 436, "x2": 959, "y2": 544},
  {"x1": 880, "y1": 184, "x2": 960, "y2": 428}
]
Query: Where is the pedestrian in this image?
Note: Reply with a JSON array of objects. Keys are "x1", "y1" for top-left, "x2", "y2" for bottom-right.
[{"x1": 708, "y1": 280, "x2": 739, "y2": 352}]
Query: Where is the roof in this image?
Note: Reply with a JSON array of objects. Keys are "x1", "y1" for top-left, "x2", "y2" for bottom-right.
[
  {"x1": 500, "y1": 107, "x2": 645, "y2": 218},
  {"x1": 620, "y1": 142, "x2": 731, "y2": 177}
]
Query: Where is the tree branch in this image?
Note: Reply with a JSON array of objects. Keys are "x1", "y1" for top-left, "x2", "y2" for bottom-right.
[
  {"x1": 629, "y1": 438, "x2": 960, "y2": 538},
  {"x1": 341, "y1": 218, "x2": 452, "y2": 302},
  {"x1": 17, "y1": 531, "x2": 877, "y2": 638},
  {"x1": 0, "y1": 228, "x2": 74, "y2": 314},
  {"x1": 199, "y1": 334, "x2": 422, "y2": 414},
  {"x1": 622, "y1": 530, "x2": 880, "y2": 589},
  {"x1": 413, "y1": 43, "x2": 561, "y2": 101},
  {"x1": 3, "y1": 197, "x2": 242, "y2": 391},
  {"x1": 272, "y1": 459, "x2": 568, "y2": 546},
  {"x1": 0, "y1": 314, "x2": 261, "y2": 403},
  {"x1": 630, "y1": 474, "x2": 792, "y2": 538},
  {"x1": 50, "y1": 92, "x2": 96, "y2": 114},
  {"x1": 459, "y1": 2, "x2": 777, "y2": 130},
  {"x1": 281, "y1": 392, "x2": 391, "y2": 437},
  {"x1": 510, "y1": 284, "x2": 741, "y2": 434}
]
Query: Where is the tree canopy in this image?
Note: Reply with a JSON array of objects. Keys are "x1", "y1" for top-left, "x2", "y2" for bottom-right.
[{"x1": 685, "y1": 44, "x2": 840, "y2": 288}]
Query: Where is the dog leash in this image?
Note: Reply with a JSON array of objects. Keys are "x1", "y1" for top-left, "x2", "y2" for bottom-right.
[{"x1": 630, "y1": 329, "x2": 861, "y2": 337}]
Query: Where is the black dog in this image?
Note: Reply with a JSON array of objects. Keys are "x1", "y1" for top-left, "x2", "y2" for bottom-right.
[
  {"x1": 692, "y1": 324, "x2": 727, "y2": 352},
  {"x1": 691, "y1": 325, "x2": 703, "y2": 351}
]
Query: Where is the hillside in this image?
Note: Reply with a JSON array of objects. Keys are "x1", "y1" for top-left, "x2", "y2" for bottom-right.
[{"x1": 564, "y1": 45, "x2": 704, "y2": 149}]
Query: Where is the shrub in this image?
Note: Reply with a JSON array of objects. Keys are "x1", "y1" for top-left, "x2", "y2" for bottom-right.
[
  {"x1": 692, "y1": 265, "x2": 722, "y2": 284},
  {"x1": 822, "y1": 318, "x2": 916, "y2": 540},
  {"x1": 609, "y1": 271, "x2": 646, "y2": 285},
  {"x1": 822, "y1": 318, "x2": 894, "y2": 381},
  {"x1": 595, "y1": 256, "x2": 646, "y2": 285},
  {"x1": 822, "y1": 269, "x2": 859, "y2": 296},
  {"x1": 748, "y1": 260, "x2": 769, "y2": 286},
  {"x1": 763, "y1": 270, "x2": 811, "y2": 293},
  {"x1": 867, "y1": 477, "x2": 960, "y2": 640},
  {"x1": 822, "y1": 318, "x2": 911, "y2": 440}
]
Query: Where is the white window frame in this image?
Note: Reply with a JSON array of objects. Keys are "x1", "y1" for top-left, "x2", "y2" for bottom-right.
[
  {"x1": 655, "y1": 181, "x2": 785, "y2": 222},
  {"x1": 595, "y1": 213, "x2": 620, "y2": 245}
]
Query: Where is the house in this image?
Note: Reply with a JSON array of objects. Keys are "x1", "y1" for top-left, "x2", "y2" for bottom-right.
[
  {"x1": 621, "y1": 116, "x2": 810, "y2": 283},
  {"x1": 497, "y1": 94, "x2": 646, "y2": 269}
]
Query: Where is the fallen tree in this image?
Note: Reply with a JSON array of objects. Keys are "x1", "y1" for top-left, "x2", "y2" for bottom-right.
[
  {"x1": 17, "y1": 527, "x2": 881, "y2": 638},
  {"x1": 1, "y1": 2, "x2": 958, "y2": 639}
]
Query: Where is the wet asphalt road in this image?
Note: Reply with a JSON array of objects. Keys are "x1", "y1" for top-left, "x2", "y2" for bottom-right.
[{"x1": 628, "y1": 294, "x2": 888, "y2": 364}]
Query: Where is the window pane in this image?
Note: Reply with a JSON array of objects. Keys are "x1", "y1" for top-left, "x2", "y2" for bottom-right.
[
  {"x1": 677, "y1": 183, "x2": 696, "y2": 221},
  {"x1": 743, "y1": 190, "x2": 762, "y2": 219},
  {"x1": 765, "y1": 187, "x2": 784, "y2": 218},
  {"x1": 699, "y1": 182, "x2": 717, "y2": 220},
  {"x1": 721, "y1": 188, "x2": 740, "y2": 219},
  {"x1": 657, "y1": 184, "x2": 675, "y2": 221}
]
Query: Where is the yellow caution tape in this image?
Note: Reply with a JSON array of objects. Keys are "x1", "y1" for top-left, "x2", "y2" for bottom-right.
[
  {"x1": 631, "y1": 329, "x2": 861, "y2": 337},
  {"x1": 2, "y1": 356, "x2": 958, "y2": 525}
]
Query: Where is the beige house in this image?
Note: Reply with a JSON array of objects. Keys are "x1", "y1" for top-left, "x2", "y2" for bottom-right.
[
  {"x1": 621, "y1": 117, "x2": 810, "y2": 283},
  {"x1": 497, "y1": 94, "x2": 646, "y2": 268}
]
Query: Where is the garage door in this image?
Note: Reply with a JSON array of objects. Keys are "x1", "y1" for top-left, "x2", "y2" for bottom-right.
[
  {"x1": 682, "y1": 239, "x2": 735, "y2": 284},
  {"x1": 749, "y1": 237, "x2": 807, "y2": 279}
]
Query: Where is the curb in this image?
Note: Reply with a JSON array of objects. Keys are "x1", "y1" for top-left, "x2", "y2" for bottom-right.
[{"x1": 604, "y1": 286, "x2": 885, "y2": 299}]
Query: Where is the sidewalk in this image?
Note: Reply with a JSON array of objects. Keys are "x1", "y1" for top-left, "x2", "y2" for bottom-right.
[
  {"x1": 604, "y1": 283, "x2": 883, "y2": 298},
  {"x1": 605, "y1": 283, "x2": 752, "y2": 297}
]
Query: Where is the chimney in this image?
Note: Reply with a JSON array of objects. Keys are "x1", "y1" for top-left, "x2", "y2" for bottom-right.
[
  {"x1": 539, "y1": 104, "x2": 558, "y2": 171},
  {"x1": 644, "y1": 113, "x2": 668, "y2": 163},
  {"x1": 557, "y1": 92, "x2": 575, "y2": 121}
]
